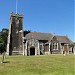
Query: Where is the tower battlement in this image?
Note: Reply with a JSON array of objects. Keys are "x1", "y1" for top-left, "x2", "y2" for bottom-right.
[{"x1": 10, "y1": 12, "x2": 24, "y2": 18}]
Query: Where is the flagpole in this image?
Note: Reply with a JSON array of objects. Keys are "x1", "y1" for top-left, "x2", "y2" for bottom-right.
[{"x1": 16, "y1": 0, "x2": 18, "y2": 14}]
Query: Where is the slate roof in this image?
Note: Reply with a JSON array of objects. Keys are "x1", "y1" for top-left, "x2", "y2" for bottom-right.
[
  {"x1": 25, "y1": 32, "x2": 53, "y2": 40},
  {"x1": 25, "y1": 32, "x2": 72, "y2": 44},
  {"x1": 56, "y1": 36, "x2": 72, "y2": 44}
]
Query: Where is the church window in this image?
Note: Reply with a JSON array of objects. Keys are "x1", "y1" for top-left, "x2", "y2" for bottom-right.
[
  {"x1": 40, "y1": 45, "x2": 42, "y2": 50},
  {"x1": 53, "y1": 43, "x2": 58, "y2": 50}
]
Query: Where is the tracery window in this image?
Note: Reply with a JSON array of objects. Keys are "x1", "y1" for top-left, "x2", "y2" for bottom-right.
[
  {"x1": 53, "y1": 43, "x2": 58, "y2": 50},
  {"x1": 40, "y1": 45, "x2": 42, "y2": 50}
]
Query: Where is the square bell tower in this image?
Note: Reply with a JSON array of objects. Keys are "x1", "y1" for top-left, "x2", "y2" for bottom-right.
[{"x1": 7, "y1": 12, "x2": 24, "y2": 55}]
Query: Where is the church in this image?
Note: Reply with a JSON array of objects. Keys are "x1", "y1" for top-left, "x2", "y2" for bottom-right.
[{"x1": 6, "y1": 12, "x2": 74, "y2": 56}]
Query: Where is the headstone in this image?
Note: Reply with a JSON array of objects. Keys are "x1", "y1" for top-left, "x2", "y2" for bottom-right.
[{"x1": 1, "y1": 52, "x2": 5, "y2": 63}]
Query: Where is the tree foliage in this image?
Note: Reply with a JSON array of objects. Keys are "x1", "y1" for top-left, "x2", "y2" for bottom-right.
[
  {"x1": 0, "y1": 28, "x2": 8, "y2": 54},
  {"x1": 24, "y1": 30, "x2": 31, "y2": 36},
  {"x1": 0, "y1": 36, "x2": 4, "y2": 54}
]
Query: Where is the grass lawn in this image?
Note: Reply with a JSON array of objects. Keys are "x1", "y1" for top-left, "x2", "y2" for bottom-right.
[{"x1": 0, "y1": 54, "x2": 75, "y2": 75}]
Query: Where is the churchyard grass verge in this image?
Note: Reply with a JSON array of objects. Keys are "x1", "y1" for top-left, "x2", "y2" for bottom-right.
[{"x1": 0, "y1": 54, "x2": 75, "y2": 75}]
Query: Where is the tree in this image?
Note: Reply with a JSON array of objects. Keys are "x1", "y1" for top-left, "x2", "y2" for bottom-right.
[
  {"x1": 24, "y1": 30, "x2": 31, "y2": 36},
  {"x1": 0, "y1": 36, "x2": 4, "y2": 54},
  {"x1": 0, "y1": 28, "x2": 8, "y2": 54}
]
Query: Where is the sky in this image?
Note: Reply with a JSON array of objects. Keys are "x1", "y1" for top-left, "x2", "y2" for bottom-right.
[{"x1": 0, "y1": 0, "x2": 74, "y2": 42}]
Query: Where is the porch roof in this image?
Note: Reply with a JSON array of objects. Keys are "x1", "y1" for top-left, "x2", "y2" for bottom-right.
[
  {"x1": 46, "y1": 36, "x2": 72, "y2": 44},
  {"x1": 56, "y1": 36, "x2": 73, "y2": 44}
]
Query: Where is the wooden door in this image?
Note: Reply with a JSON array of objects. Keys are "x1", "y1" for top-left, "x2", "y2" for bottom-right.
[{"x1": 64, "y1": 45, "x2": 68, "y2": 53}]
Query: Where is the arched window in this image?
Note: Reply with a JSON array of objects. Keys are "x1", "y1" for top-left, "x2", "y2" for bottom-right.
[{"x1": 53, "y1": 43, "x2": 58, "y2": 50}]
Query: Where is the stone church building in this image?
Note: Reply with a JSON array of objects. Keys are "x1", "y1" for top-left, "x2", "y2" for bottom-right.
[{"x1": 6, "y1": 12, "x2": 74, "y2": 56}]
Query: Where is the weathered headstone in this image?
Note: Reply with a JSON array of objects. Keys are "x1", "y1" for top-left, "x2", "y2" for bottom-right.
[{"x1": 1, "y1": 52, "x2": 5, "y2": 63}]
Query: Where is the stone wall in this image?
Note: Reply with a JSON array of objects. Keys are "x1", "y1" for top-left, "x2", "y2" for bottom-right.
[{"x1": 7, "y1": 13, "x2": 24, "y2": 55}]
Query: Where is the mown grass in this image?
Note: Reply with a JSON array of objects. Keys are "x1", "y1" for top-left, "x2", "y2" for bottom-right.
[{"x1": 0, "y1": 54, "x2": 75, "y2": 75}]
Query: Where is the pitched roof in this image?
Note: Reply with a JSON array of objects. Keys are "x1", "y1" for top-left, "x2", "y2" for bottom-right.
[
  {"x1": 25, "y1": 32, "x2": 72, "y2": 44},
  {"x1": 56, "y1": 36, "x2": 72, "y2": 44},
  {"x1": 25, "y1": 32, "x2": 53, "y2": 40}
]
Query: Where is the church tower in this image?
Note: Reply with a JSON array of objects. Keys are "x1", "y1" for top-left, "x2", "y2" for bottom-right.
[
  {"x1": 7, "y1": 12, "x2": 24, "y2": 55},
  {"x1": 7, "y1": 0, "x2": 24, "y2": 55}
]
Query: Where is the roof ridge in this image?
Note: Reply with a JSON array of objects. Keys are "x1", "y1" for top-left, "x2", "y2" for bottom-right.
[
  {"x1": 29, "y1": 32, "x2": 53, "y2": 35},
  {"x1": 55, "y1": 35, "x2": 67, "y2": 37}
]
